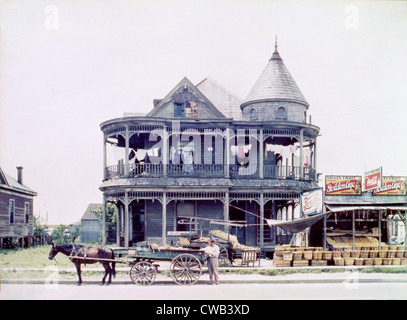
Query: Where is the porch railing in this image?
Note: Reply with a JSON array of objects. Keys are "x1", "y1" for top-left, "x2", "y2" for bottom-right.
[
  {"x1": 105, "y1": 164, "x2": 317, "y2": 181},
  {"x1": 166, "y1": 164, "x2": 225, "y2": 177}
]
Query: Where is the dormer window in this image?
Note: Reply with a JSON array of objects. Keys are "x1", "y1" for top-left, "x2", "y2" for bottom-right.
[
  {"x1": 174, "y1": 101, "x2": 198, "y2": 118},
  {"x1": 276, "y1": 107, "x2": 287, "y2": 119},
  {"x1": 250, "y1": 108, "x2": 258, "y2": 120},
  {"x1": 174, "y1": 102, "x2": 185, "y2": 117}
]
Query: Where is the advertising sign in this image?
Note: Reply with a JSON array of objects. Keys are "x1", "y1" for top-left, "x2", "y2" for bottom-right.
[
  {"x1": 325, "y1": 176, "x2": 362, "y2": 195},
  {"x1": 364, "y1": 167, "x2": 382, "y2": 191},
  {"x1": 372, "y1": 176, "x2": 407, "y2": 196},
  {"x1": 301, "y1": 188, "x2": 323, "y2": 215}
]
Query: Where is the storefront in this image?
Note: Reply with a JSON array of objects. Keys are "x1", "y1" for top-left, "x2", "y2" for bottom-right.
[{"x1": 321, "y1": 175, "x2": 407, "y2": 250}]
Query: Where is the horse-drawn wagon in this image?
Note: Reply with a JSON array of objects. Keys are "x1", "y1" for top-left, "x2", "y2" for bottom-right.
[
  {"x1": 127, "y1": 241, "x2": 206, "y2": 285},
  {"x1": 48, "y1": 241, "x2": 206, "y2": 286}
]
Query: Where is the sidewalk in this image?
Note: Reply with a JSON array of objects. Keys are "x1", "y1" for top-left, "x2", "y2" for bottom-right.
[{"x1": 2, "y1": 259, "x2": 407, "y2": 285}]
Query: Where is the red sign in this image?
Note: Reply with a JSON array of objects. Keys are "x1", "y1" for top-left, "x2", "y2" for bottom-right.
[
  {"x1": 325, "y1": 176, "x2": 362, "y2": 195},
  {"x1": 364, "y1": 167, "x2": 382, "y2": 191}
]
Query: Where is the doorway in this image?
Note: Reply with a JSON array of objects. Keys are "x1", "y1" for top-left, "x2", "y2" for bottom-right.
[{"x1": 131, "y1": 201, "x2": 145, "y2": 244}]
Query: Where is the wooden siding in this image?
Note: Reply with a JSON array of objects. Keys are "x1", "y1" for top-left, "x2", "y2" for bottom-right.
[{"x1": 0, "y1": 190, "x2": 34, "y2": 238}]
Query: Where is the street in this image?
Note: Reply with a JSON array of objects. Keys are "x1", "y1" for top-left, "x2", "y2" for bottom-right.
[{"x1": 1, "y1": 282, "x2": 407, "y2": 300}]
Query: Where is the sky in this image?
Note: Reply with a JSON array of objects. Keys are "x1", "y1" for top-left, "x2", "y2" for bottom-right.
[{"x1": 0, "y1": 0, "x2": 406, "y2": 225}]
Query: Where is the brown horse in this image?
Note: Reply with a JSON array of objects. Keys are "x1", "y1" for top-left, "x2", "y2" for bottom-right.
[{"x1": 48, "y1": 243, "x2": 116, "y2": 285}]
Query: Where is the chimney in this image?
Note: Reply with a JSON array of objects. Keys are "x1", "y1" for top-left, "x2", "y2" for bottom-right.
[{"x1": 16, "y1": 166, "x2": 23, "y2": 185}]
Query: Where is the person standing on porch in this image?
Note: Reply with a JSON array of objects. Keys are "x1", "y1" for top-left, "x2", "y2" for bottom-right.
[{"x1": 204, "y1": 238, "x2": 220, "y2": 285}]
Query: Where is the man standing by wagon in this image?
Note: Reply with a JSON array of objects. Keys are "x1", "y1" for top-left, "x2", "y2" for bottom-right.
[{"x1": 204, "y1": 238, "x2": 220, "y2": 285}]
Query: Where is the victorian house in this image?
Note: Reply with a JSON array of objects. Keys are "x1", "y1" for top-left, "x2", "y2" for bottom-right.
[{"x1": 99, "y1": 43, "x2": 320, "y2": 253}]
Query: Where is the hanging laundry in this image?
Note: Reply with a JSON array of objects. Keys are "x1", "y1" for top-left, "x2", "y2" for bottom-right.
[
  {"x1": 303, "y1": 148, "x2": 310, "y2": 167},
  {"x1": 182, "y1": 151, "x2": 194, "y2": 173},
  {"x1": 230, "y1": 146, "x2": 239, "y2": 156},
  {"x1": 135, "y1": 149, "x2": 147, "y2": 161},
  {"x1": 237, "y1": 146, "x2": 245, "y2": 159}
]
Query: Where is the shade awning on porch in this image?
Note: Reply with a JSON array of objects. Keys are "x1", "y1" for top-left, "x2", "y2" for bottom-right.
[{"x1": 266, "y1": 211, "x2": 330, "y2": 233}]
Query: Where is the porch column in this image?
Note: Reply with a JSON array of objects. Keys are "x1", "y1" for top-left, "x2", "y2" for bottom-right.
[
  {"x1": 352, "y1": 210, "x2": 355, "y2": 250},
  {"x1": 102, "y1": 195, "x2": 107, "y2": 245},
  {"x1": 224, "y1": 192, "x2": 230, "y2": 232},
  {"x1": 116, "y1": 204, "x2": 121, "y2": 247},
  {"x1": 125, "y1": 125, "x2": 129, "y2": 176},
  {"x1": 162, "y1": 192, "x2": 167, "y2": 246},
  {"x1": 323, "y1": 214, "x2": 327, "y2": 250},
  {"x1": 103, "y1": 133, "x2": 107, "y2": 180},
  {"x1": 163, "y1": 126, "x2": 168, "y2": 177},
  {"x1": 299, "y1": 129, "x2": 304, "y2": 179},
  {"x1": 225, "y1": 128, "x2": 230, "y2": 178},
  {"x1": 259, "y1": 128, "x2": 264, "y2": 179},
  {"x1": 378, "y1": 210, "x2": 382, "y2": 249},
  {"x1": 404, "y1": 210, "x2": 407, "y2": 246},
  {"x1": 260, "y1": 193, "x2": 264, "y2": 247},
  {"x1": 124, "y1": 192, "x2": 129, "y2": 247}
]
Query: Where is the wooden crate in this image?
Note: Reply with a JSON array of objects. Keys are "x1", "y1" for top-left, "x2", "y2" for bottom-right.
[
  {"x1": 311, "y1": 260, "x2": 327, "y2": 266},
  {"x1": 313, "y1": 251, "x2": 323, "y2": 260},
  {"x1": 323, "y1": 251, "x2": 333, "y2": 260},
  {"x1": 303, "y1": 251, "x2": 313, "y2": 260},
  {"x1": 293, "y1": 251, "x2": 303, "y2": 261},
  {"x1": 334, "y1": 258, "x2": 344, "y2": 266},
  {"x1": 292, "y1": 260, "x2": 309, "y2": 267},
  {"x1": 283, "y1": 251, "x2": 293, "y2": 261},
  {"x1": 274, "y1": 259, "x2": 291, "y2": 267}
]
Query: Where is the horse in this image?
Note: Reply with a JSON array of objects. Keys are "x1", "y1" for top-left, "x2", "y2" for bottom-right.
[{"x1": 48, "y1": 243, "x2": 116, "y2": 285}]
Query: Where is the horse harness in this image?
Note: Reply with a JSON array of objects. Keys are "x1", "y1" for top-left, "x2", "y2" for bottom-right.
[
  {"x1": 69, "y1": 245, "x2": 110, "y2": 266},
  {"x1": 70, "y1": 245, "x2": 90, "y2": 265}
]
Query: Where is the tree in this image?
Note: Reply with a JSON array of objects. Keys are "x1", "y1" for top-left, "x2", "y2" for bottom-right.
[{"x1": 95, "y1": 204, "x2": 117, "y2": 244}]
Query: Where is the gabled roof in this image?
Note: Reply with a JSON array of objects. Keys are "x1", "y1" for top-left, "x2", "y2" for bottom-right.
[
  {"x1": 81, "y1": 203, "x2": 102, "y2": 220},
  {"x1": 196, "y1": 77, "x2": 243, "y2": 120},
  {"x1": 241, "y1": 43, "x2": 309, "y2": 109},
  {"x1": 0, "y1": 167, "x2": 8, "y2": 185},
  {"x1": 0, "y1": 166, "x2": 37, "y2": 196},
  {"x1": 146, "y1": 77, "x2": 227, "y2": 119}
]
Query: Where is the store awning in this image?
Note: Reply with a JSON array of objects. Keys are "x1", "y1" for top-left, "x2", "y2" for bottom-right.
[
  {"x1": 266, "y1": 211, "x2": 330, "y2": 233},
  {"x1": 326, "y1": 205, "x2": 407, "y2": 212}
]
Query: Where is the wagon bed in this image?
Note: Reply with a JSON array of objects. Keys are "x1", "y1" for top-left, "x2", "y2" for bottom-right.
[{"x1": 117, "y1": 241, "x2": 206, "y2": 285}]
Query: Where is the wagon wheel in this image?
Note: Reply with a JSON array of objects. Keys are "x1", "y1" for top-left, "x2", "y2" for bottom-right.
[
  {"x1": 130, "y1": 261, "x2": 157, "y2": 285},
  {"x1": 218, "y1": 244, "x2": 228, "y2": 262},
  {"x1": 170, "y1": 254, "x2": 202, "y2": 285}
]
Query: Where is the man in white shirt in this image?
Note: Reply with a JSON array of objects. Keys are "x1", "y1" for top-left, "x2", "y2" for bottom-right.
[{"x1": 204, "y1": 239, "x2": 220, "y2": 285}]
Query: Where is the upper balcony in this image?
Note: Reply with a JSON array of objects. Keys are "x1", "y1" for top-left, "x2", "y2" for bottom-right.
[{"x1": 101, "y1": 117, "x2": 320, "y2": 184}]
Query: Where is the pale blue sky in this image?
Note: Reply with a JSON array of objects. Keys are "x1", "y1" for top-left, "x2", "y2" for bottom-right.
[{"x1": 1, "y1": 0, "x2": 406, "y2": 224}]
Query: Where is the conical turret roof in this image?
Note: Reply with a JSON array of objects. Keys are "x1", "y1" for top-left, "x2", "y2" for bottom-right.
[{"x1": 241, "y1": 41, "x2": 309, "y2": 109}]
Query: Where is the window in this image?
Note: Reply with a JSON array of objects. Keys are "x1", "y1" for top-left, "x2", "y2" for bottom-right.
[
  {"x1": 25, "y1": 202, "x2": 29, "y2": 224},
  {"x1": 9, "y1": 200, "x2": 15, "y2": 224},
  {"x1": 174, "y1": 102, "x2": 185, "y2": 117},
  {"x1": 250, "y1": 108, "x2": 258, "y2": 120},
  {"x1": 276, "y1": 107, "x2": 286, "y2": 119},
  {"x1": 174, "y1": 101, "x2": 199, "y2": 118}
]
